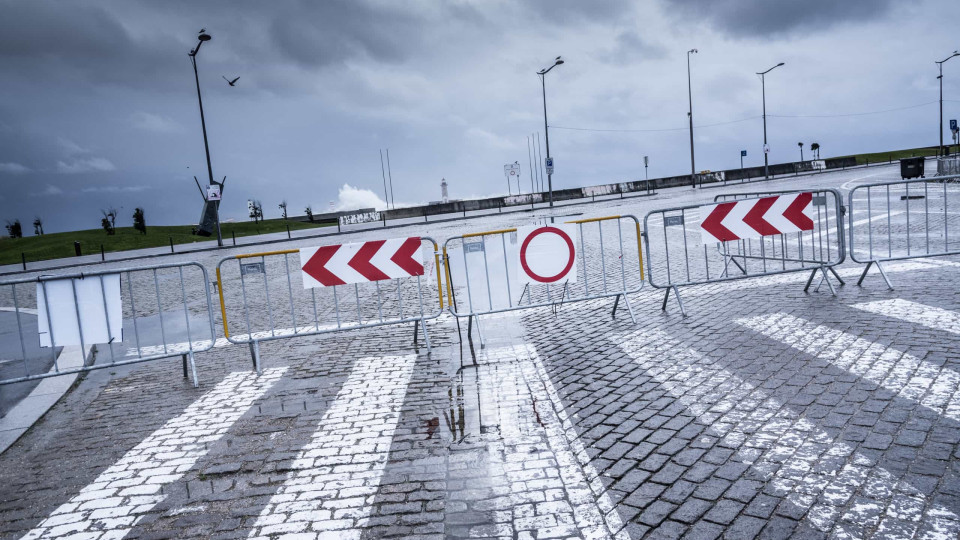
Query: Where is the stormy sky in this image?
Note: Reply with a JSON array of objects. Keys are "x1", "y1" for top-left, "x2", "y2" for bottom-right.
[{"x1": 0, "y1": 0, "x2": 958, "y2": 233}]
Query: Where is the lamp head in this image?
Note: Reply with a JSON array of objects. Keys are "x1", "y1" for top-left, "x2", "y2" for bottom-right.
[
  {"x1": 777, "y1": 62, "x2": 785, "y2": 67},
  {"x1": 198, "y1": 33, "x2": 211, "y2": 42},
  {"x1": 555, "y1": 56, "x2": 564, "y2": 66},
  {"x1": 689, "y1": 48, "x2": 698, "y2": 54}
]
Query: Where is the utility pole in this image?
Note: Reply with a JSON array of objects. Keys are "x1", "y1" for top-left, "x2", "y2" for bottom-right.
[
  {"x1": 758, "y1": 62, "x2": 785, "y2": 179},
  {"x1": 936, "y1": 52, "x2": 959, "y2": 157},
  {"x1": 687, "y1": 49, "x2": 698, "y2": 188},
  {"x1": 188, "y1": 30, "x2": 222, "y2": 247},
  {"x1": 538, "y1": 57, "x2": 564, "y2": 209}
]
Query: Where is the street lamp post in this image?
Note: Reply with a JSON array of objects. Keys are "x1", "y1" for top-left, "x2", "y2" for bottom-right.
[
  {"x1": 538, "y1": 56, "x2": 564, "y2": 209},
  {"x1": 758, "y1": 62, "x2": 785, "y2": 179},
  {"x1": 189, "y1": 31, "x2": 222, "y2": 247},
  {"x1": 687, "y1": 49, "x2": 698, "y2": 188},
  {"x1": 936, "y1": 51, "x2": 959, "y2": 157}
]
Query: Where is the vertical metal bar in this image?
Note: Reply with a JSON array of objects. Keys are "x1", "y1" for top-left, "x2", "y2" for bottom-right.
[
  {"x1": 703, "y1": 244, "x2": 710, "y2": 280},
  {"x1": 662, "y1": 214, "x2": 673, "y2": 284},
  {"x1": 945, "y1": 180, "x2": 950, "y2": 252},
  {"x1": 71, "y1": 279, "x2": 87, "y2": 361},
  {"x1": 127, "y1": 272, "x2": 142, "y2": 357},
  {"x1": 12, "y1": 285, "x2": 29, "y2": 377},
  {"x1": 816, "y1": 198, "x2": 824, "y2": 261},
  {"x1": 823, "y1": 192, "x2": 832, "y2": 261},
  {"x1": 262, "y1": 256, "x2": 277, "y2": 337},
  {"x1": 461, "y1": 241, "x2": 476, "y2": 314},
  {"x1": 283, "y1": 253, "x2": 298, "y2": 334},
  {"x1": 390, "y1": 278, "x2": 403, "y2": 323},
  {"x1": 867, "y1": 187, "x2": 874, "y2": 260},
  {"x1": 153, "y1": 269, "x2": 168, "y2": 355},
  {"x1": 311, "y1": 288, "x2": 320, "y2": 331},
  {"x1": 780, "y1": 234, "x2": 787, "y2": 270},
  {"x1": 924, "y1": 182, "x2": 930, "y2": 254},
  {"x1": 617, "y1": 218, "x2": 627, "y2": 292},
  {"x1": 375, "y1": 281, "x2": 385, "y2": 323},
  {"x1": 501, "y1": 234, "x2": 513, "y2": 307},
  {"x1": 333, "y1": 286, "x2": 342, "y2": 329},
  {"x1": 680, "y1": 208, "x2": 690, "y2": 282},
  {"x1": 599, "y1": 220, "x2": 608, "y2": 292},
  {"x1": 98, "y1": 275, "x2": 117, "y2": 364},
  {"x1": 579, "y1": 222, "x2": 588, "y2": 296},
  {"x1": 886, "y1": 185, "x2": 892, "y2": 259},
  {"x1": 239, "y1": 260, "x2": 254, "y2": 340},
  {"x1": 906, "y1": 182, "x2": 911, "y2": 256},
  {"x1": 480, "y1": 236, "x2": 494, "y2": 312},
  {"x1": 760, "y1": 233, "x2": 767, "y2": 273},
  {"x1": 40, "y1": 281, "x2": 60, "y2": 373},
  {"x1": 354, "y1": 284, "x2": 362, "y2": 324},
  {"x1": 178, "y1": 267, "x2": 194, "y2": 354},
  {"x1": 798, "y1": 231, "x2": 804, "y2": 267}
]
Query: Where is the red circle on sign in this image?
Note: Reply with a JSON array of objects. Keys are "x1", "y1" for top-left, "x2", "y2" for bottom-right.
[{"x1": 519, "y1": 227, "x2": 576, "y2": 283}]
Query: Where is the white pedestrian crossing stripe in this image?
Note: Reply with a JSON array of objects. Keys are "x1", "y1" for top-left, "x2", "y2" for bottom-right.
[
  {"x1": 614, "y1": 328, "x2": 960, "y2": 537},
  {"x1": 851, "y1": 298, "x2": 960, "y2": 335},
  {"x1": 246, "y1": 355, "x2": 416, "y2": 539},
  {"x1": 21, "y1": 368, "x2": 287, "y2": 540},
  {"x1": 737, "y1": 313, "x2": 960, "y2": 423}
]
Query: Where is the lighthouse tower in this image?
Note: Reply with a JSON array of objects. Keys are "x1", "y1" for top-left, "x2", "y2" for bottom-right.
[{"x1": 441, "y1": 178, "x2": 449, "y2": 203}]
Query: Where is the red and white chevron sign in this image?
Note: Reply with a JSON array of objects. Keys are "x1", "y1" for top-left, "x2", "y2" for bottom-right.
[
  {"x1": 699, "y1": 192, "x2": 815, "y2": 244},
  {"x1": 299, "y1": 237, "x2": 424, "y2": 288}
]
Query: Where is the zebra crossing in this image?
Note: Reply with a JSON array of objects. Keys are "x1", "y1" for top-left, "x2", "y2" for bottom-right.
[{"x1": 9, "y1": 294, "x2": 960, "y2": 539}]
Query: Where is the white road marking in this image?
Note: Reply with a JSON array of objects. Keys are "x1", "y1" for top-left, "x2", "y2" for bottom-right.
[
  {"x1": 246, "y1": 355, "x2": 416, "y2": 539},
  {"x1": 736, "y1": 313, "x2": 960, "y2": 423},
  {"x1": 21, "y1": 368, "x2": 287, "y2": 540},
  {"x1": 614, "y1": 328, "x2": 960, "y2": 537},
  {"x1": 851, "y1": 299, "x2": 960, "y2": 335},
  {"x1": 467, "y1": 344, "x2": 626, "y2": 539}
]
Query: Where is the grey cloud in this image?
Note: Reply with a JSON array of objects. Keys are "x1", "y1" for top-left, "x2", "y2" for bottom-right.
[
  {"x1": 595, "y1": 31, "x2": 667, "y2": 64},
  {"x1": 660, "y1": 0, "x2": 898, "y2": 37},
  {"x1": 0, "y1": 162, "x2": 30, "y2": 174},
  {"x1": 56, "y1": 157, "x2": 117, "y2": 174}
]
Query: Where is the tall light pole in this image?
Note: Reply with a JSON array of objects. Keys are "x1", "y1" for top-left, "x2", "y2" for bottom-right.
[
  {"x1": 189, "y1": 31, "x2": 222, "y2": 247},
  {"x1": 538, "y1": 56, "x2": 563, "y2": 209},
  {"x1": 687, "y1": 49, "x2": 698, "y2": 188},
  {"x1": 758, "y1": 62, "x2": 785, "y2": 179},
  {"x1": 936, "y1": 51, "x2": 959, "y2": 157}
]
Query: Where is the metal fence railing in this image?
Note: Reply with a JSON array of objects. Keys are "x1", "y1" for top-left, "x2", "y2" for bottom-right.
[
  {"x1": 0, "y1": 262, "x2": 216, "y2": 388},
  {"x1": 442, "y1": 215, "x2": 644, "y2": 347},
  {"x1": 644, "y1": 189, "x2": 846, "y2": 316},
  {"x1": 848, "y1": 174, "x2": 960, "y2": 288},
  {"x1": 216, "y1": 237, "x2": 444, "y2": 372}
]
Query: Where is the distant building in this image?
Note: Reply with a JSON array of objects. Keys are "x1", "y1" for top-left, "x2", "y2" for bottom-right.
[{"x1": 441, "y1": 178, "x2": 449, "y2": 203}]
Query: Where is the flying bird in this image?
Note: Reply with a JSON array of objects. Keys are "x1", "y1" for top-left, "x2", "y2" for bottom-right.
[
  {"x1": 223, "y1": 76, "x2": 240, "y2": 86},
  {"x1": 199, "y1": 28, "x2": 206, "y2": 33}
]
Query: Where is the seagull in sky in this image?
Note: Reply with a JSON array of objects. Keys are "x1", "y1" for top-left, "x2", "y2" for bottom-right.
[{"x1": 223, "y1": 76, "x2": 240, "y2": 86}]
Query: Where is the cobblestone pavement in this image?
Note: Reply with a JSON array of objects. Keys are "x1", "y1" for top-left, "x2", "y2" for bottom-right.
[{"x1": 2, "y1": 164, "x2": 960, "y2": 539}]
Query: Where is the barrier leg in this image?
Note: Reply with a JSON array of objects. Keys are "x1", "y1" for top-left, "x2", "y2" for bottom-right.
[
  {"x1": 622, "y1": 294, "x2": 637, "y2": 324},
  {"x1": 661, "y1": 288, "x2": 671, "y2": 311},
  {"x1": 250, "y1": 341, "x2": 262, "y2": 375},
  {"x1": 661, "y1": 287, "x2": 686, "y2": 317},
  {"x1": 874, "y1": 261, "x2": 894, "y2": 290},
  {"x1": 421, "y1": 319, "x2": 433, "y2": 356},
  {"x1": 856, "y1": 262, "x2": 874, "y2": 286},
  {"x1": 187, "y1": 351, "x2": 199, "y2": 388},
  {"x1": 413, "y1": 320, "x2": 419, "y2": 345},
  {"x1": 803, "y1": 268, "x2": 818, "y2": 292},
  {"x1": 181, "y1": 354, "x2": 188, "y2": 379},
  {"x1": 816, "y1": 266, "x2": 838, "y2": 296},
  {"x1": 828, "y1": 266, "x2": 846, "y2": 286},
  {"x1": 672, "y1": 286, "x2": 687, "y2": 317},
  {"x1": 474, "y1": 315, "x2": 486, "y2": 349},
  {"x1": 611, "y1": 294, "x2": 620, "y2": 319}
]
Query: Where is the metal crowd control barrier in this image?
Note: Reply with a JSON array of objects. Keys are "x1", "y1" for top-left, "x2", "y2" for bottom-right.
[
  {"x1": 644, "y1": 188, "x2": 846, "y2": 316},
  {"x1": 848, "y1": 174, "x2": 960, "y2": 288},
  {"x1": 0, "y1": 262, "x2": 216, "y2": 388},
  {"x1": 442, "y1": 215, "x2": 644, "y2": 347},
  {"x1": 216, "y1": 237, "x2": 445, "y2": 372}
]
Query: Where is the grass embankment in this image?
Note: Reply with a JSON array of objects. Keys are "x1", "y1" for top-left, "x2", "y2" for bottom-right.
[
  {"x1": 0, "y1": 219, "x2": 333, "y2": 266},
  {"x1": 837, "y1": 145, "x2": 959, "y2": 166}
]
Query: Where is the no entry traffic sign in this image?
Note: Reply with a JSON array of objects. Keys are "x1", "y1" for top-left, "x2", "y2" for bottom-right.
[{"x1": 515, "y1": 224, "x2": 578, "y2": 285}]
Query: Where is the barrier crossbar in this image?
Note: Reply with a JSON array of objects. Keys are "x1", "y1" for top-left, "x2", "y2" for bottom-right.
[
  {"x1": 848, "y1": 174, "x2": 960, "y2": 288},
  {"x1": 216, "y1": 237, "x2": 445, "y2": 372},
  {"x1": 442, "y1": 215, "x2": 644, "y2": 347},
  {"x1": 644, "y1": 188, "x2": 846, "y2": 316},
  {"x1": 0, "y1": 262, "x2": 216, "y2": 388}
]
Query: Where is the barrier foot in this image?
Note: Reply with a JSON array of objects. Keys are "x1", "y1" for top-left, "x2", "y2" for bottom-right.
[
  {"x1": 181, "y1": 354, "x2": 188, "y2": 379},
  {"x1": 612, "y1": 294, "x2": 620, "y2": 318},
  {"x1": 661, "y1": 287, "x2": 686, "y2": 317},
  {"x1": 661, "y1": 288, "x2": 670, "y2": 311},
  {"x1": 813, "y1": 266, "x2": 838, "y2": 296},
  {"x1": 250, "y1": 341, "x2": 262, "y2": 375},
  {"x1": 623, "y1": 294, "x2": 638, "y2": 324},
  {"x1": 413, "y1": 320, "x2": 419, "y2": 345},
  {"x1": 857, "y1": 261, "x2": 894, "y2": 290},
  {"x1": 187, "y1": 352, "x2": 199, "y2": 388},
  {"x1": 474, "y1": 315, "x2": 486, "y2": 349},
  {"x1": 875, "y1": 261, "x2": 894, "y2": 290},
  {"x1": 421, "y1": 320, "x2": 433, "y2": 356}
]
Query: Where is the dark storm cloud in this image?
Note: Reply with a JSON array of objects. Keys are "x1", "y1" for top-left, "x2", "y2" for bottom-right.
[
  {"x1": 523, "y1": 0, "x2": 636, "y2": 25},
  {"x1": 595, "y1": 31, "x2": 667, "y2": 65},
  {"x1": 660, "y1": 0, "x2": 898, "y2": 37}
]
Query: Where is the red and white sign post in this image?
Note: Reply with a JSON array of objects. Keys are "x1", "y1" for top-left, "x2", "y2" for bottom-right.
[
  {"x1": 299, "y1": 237, "x2": 424, "y2": 288},
  {"x1": 515, "y1": 224, "x2": 578, "y2": 285},
  {"x1": 699, "y1": 192, "x2": 814, "y2": 244}
]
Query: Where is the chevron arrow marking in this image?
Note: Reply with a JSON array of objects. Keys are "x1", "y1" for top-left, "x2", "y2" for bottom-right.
[
  {"x1": 699, "y1": 193, "x2": 814, "y2": 244},
  {"x1": 300, "y1": 237, "x2": 424, "y2": 288}
]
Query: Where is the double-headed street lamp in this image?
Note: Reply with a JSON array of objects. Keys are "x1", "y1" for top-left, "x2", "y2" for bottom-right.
[
  {"x1": 189, "y1": 30, "x2": 223, "y2": 247},
  {"x1": 687, "y1": 49, "x2": 698, "y2": 188},
  {"x1": 538, "y1": 56, "x2": 563, "y2": 209},
  {"x1": 758, "y1": 62, "x2": 785, "y2": 179},
  {"x1": 936, "y1": 51, "x2": 959, "y2": 157}
]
